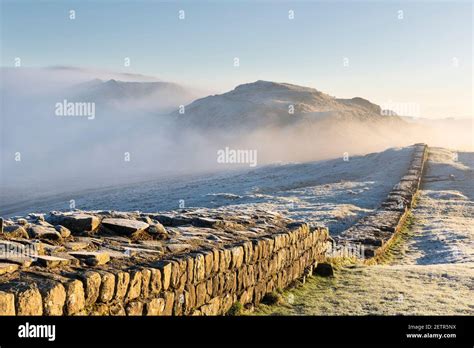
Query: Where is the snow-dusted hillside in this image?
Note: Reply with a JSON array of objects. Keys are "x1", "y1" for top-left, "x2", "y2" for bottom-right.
[
  {"x1": 1, "y1": 146, "x2": 415, "y2": 236},
  {"x1": 175, "y1": 80, "x2": 402, "y2": 129}
]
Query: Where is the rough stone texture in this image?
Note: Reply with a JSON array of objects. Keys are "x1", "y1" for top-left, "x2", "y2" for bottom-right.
[
  {"x1": 146, "y1": 297, "x2": 165, "y2": 315},
  {"x1": 65, "y1": 279, "x2": 85, "y2": 315},
  {"x1": 55, "y1": 225, "x2": 71, "y2": 238},
  {"x1": 46, "y1": 213, "x2": 100, "y2": 234},
  {"x1": 0, "y1": 291, "x2": 15, "y2": 315},
  {"x1": 80, "y1": 271, "x2": 101, "y2": 306},
  {"x1": 126, "y1": 270, "x2": 142, "y2": 301},
  {"x1": 28, "y1": 226, "x2": 62, "y2": 241},
  {"x1": 0, "y1": 263, "x2": 19, "y2": 275},
  {"x1": 35, "y1": 255, "x2": 70, "y2": 268},
  {"x1": 148, "y1": 222, "x2": 168, "y2": 240},
  {"x1": 0, "y1": 191, "x2": 330, "y2": 316},
  {"x1": 98, "y1": 271, "x2": 115, "y2": 303},
  {"x1": 126, "y1": 301, "x2": 143, "y2": 315},
  {"x1": 69, "y1": 251, "x2": 110, "y2": 266},
  {"x1": 113, "y1": 271, "x2": 130, "y2": 302},
  {"x1": 16, "y1": 286, "x2": 43, "y2": 315},
  {"x1": 3, "y1": 225, "x2": 29, "y2": 239},
  {"x1": 39, "y1": 281, "x2": 66, "y2": 315},
  {"x1": 102, "y1": 218, "x2": 149, "y2": 235}
]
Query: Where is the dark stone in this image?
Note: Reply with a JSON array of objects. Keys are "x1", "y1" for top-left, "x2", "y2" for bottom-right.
[{"x1": 313, "y1": 263, "x2": 334, "y2": 277}]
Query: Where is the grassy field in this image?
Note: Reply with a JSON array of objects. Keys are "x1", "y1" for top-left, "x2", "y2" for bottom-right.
[{"x1": 254, "y1": 263, "x2": 473, "y2": 316}]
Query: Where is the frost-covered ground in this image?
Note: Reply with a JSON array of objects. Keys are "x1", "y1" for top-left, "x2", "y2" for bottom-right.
[
  {"x1": 1, "y1": 146, "x2": 413, "y2": 235},
  {"x1": 400, "y1": 147, "x2": 474, "y2": 265},
  {"x1": 256, "y1": 147, "x2": 474, "y2": 316}
]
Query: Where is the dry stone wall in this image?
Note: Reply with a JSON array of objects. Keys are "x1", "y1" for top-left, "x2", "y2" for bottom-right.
[
  {"x1": 335, "y1": 143, "x2": 427, "y2": 259},
  {"x1": 0, "y1": 208, "x2": 328, "y2": 315},
  {"x1": 0, "y1": 144, "x2": 427, "y2": 315}
]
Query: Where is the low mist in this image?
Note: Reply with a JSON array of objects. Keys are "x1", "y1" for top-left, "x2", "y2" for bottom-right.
[{"x1": 1, "y1": 68, "x2": 472, "y2": 212}]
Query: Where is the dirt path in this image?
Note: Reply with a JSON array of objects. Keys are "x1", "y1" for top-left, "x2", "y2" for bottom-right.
[{"x1": 254, "y1": 147, "x2": 474, "y2": 315}]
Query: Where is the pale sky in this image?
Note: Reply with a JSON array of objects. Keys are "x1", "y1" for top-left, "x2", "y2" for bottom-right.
[{"x1": 1, "y1": 0, "x2": 472, "y2": 118}]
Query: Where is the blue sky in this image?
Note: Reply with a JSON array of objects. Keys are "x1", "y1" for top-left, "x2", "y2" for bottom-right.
[{"x1": 1, "y1": 0, "x2": 472, "y2": 118}]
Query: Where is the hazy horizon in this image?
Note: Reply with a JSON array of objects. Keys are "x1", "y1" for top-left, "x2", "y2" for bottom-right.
[{"x1": 1, "y1": 0, "x2": 472, "y2": 119}]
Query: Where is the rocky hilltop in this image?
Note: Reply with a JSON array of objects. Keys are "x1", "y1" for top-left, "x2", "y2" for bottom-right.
[{"x1": 174, "y1": 80, "x2": 402, "y2": 129}]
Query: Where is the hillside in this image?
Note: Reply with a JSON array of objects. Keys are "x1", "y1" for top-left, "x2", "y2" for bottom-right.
[{"x1": 174, "y1": 80, "x2": 402, "y2": 129}]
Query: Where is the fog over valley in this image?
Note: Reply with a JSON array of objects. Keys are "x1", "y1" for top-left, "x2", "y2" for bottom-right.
[{"x1": 0, "y1": 67, "x2": 472, "y2": 214}]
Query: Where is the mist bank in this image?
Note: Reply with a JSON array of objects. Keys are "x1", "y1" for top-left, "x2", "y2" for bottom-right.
[{"x1": 1, "y1": 68, "x2": 472, "y2": 210}]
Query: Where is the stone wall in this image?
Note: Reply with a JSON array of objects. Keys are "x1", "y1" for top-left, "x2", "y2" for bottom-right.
[
  {"x1": 0, "y1": 223, "x2": 328, "y2": 315},
  {"x1": 0, "y1": 144, "x2": 427, "y2": 315},
  {"x1": 335, "y1": 143, "x2": 428, "y2": 259}
]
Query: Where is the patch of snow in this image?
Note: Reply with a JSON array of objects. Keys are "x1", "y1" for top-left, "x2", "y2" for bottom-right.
[{"x1": 401, "y1": 147, "x2": 474, "y2": 265}]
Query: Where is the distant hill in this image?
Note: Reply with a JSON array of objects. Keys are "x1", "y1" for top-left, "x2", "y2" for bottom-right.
[
  {"x1": 72, "y1": 79, "x2": 199, "y2": 113},
  {"x1": 173, "y1": 80, "x2": 402, "y2": 129}
]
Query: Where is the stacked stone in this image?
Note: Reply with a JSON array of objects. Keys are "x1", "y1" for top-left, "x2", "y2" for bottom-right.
[
  {"x1": 0, "y1": 224, "x2": 328, "y2": 315},
  {"x1": 335, "y1": 143, "x2": 427, "y2": 258}
]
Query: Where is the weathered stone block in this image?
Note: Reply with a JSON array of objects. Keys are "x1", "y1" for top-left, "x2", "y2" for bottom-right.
[
  {"x1": 195, "y1": 282, "x2": 207, "y2": 307},
  {"x1": 90, "y1": 303, "x2": 109, "y2": 316},
  {"x1": 102, "y1": 218, "x2": 149, "y2": 236},
  {"x1": 221, "y1": 293, "x2": 235, "y2": 314},
  {"x1": 184, "y1": 284, "x2": 196, "y2": 313},
  {"x1": 251, "y1": 240, "x2": 260, "y2": 263},
  {"x1": 173, "y1": 291, "x2": 185, "y2": 315},
  {"x1": 155, "y1": 261, "x2": 172, "y2": 291},
  {"x1": 35, "y1": 255, "x2": 70, "y2": 269},
  {"x1": 110, "y1": 303, "x2": 126, "y2": 316},
  {"x1": 98, "y1": 271, "x2": 115, "y2": 303},
  {"x1": 242, "y1": 241, "x2": 253, "y2": 264},
  {"x1": 28, "y1": 225, "x2": 62, "y2": 241},
  {"x1": 126, "y1": 270, "x2": 142, "y2": 301},
  {"x1": 65, "y1": 279, "x2": 85, "y2": 315},
  {"x1": 114, "y1": 271, "x2": 130, "y2": 301},
  {"x1": 17, "y1": 286, "x2": 43, "y2": 315},
  {"x1": 0, "y1": 262, "x2": 19, "y2": 275},
  {"x1": 81, "y1": 271, "x2": 101, "y2": 306},
  {"x1": 212, "y1": 249, "x2": 220, "y2": 273},
  {"x1": 149, "y1": 268, "x2": 162, "y2": 294},
  {"x1": 126, "y1": 301, "x2": 143, "y2": 316},
  {"x1": 162, "y1": 291, "x2": 175, "y2": 316},
  {"x1": 39, "y1": 280, "x2": 66, "y2": 315},
  {"x1": 69, "y1": 251, "x2": 110, "y2": 266},
  {"x1": 146, "y1": 297, "x2": 165, "y2": 315},
  {"x1": 203, "y1": 251, "x2": 214, "y2": 275},
  {"x1": 47, "y1": 213, "x2": 100, "y2": 233},
  {"x1": 193, "y1": 253, "x2": 206, "y2": 283},
  {"x1": 141, "y1": 268, "x2": 151, "y2": 298},
  {"x1": 0, "y1": 291, "x2": 15, "y2": 315},
  {"x1": 206, "y1": 278, "x2": 213, "y2": 299},
  {"x1": 3, "y1": 225, "x2": 29, "y2": 239},
  {"x1": 170, "y1": 258, "x2": 187, "y2": 290},
  {"x1": 229, "y1": 246, "x2": 244, "y2": 269},
  {"x1": 200, "y1": 297, "x2": 221, "y2": 316},
  {"x1": 186, "y1": 256, "x2": 194, "y2": 284}
]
